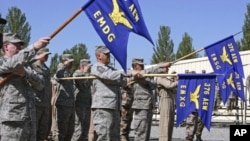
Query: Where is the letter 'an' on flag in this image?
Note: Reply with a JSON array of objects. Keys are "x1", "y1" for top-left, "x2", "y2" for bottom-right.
[
  {"x1": 83, "y1": 0, "x2": 154, "y2": 72},
  {"x1": 176, "y1": 74, "x2": 216, "y2": 130}
]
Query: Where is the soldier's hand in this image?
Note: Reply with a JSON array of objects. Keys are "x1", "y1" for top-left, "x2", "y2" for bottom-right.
[
  {"x1": 33, "y1": 37, "x2": 51, "y2": 50},
  {"x1": 64, "y1": 60, "x2": 73, "y2": 66},
  {"x1": 131, "y1": 70, "x2": 143, "y2": 78},
  {"x1": 83, "y1": 65, "x2": 91, "y2": 72},
  {"x1": 35, "y1": 52, "x2": 49, "y2": 60}
]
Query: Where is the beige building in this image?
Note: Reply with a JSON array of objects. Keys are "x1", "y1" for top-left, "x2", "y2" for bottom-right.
[{"x1": 169, "y1": 50, "x2": 250, "y2": 86}]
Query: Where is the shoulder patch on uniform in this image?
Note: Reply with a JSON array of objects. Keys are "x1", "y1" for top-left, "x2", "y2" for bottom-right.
[{"x1": 97, "y1": 66, "x2": 105, "y2": 73}]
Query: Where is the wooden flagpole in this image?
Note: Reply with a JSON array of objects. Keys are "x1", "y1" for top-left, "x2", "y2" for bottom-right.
[
  {"x1": 173, "y1": 31, "x2": 242, "y2": 64},
  {"x1": 58, "y1": 73, "x2": 178, "y2": 80}
]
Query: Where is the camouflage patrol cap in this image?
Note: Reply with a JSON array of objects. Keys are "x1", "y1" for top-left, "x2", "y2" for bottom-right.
[
  {"x1": 132, "y1": 58, "x2": 144, "y2": 65},
  {"x1": 171, "y1": 70, "x2": 177, "y2": 74},
  {"x1": 95, "y1": 45, "x2": 110, "y2": 53},
  {"x1": 62, "y1": 54, "x2": 74, "y2": 62},
  {"x1": 0, "y1": 18, "x2": 7, "y2": 25},
  {"x1": 37, "y1": 47, "x2": 51, "y2": 55},
  {"x1": 3, "y1": 33, "x2": 24, "y2": 45},
  {"x1": 80, "y1": 59, "x2": 91, "y2": 65}
]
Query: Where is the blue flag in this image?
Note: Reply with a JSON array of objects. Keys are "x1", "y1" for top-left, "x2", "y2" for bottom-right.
[
  {"x1": 205, "y1": 35, "x2": 244, "y2": 77},
  {"x1": 176, "y1": 74, "x2": 216, "y2": 130},
  {"x1": 205, "y1": 35, "x2": 245, "y2": 103},
  {"x1": 218, "y1": 68, "x2": 245, "y2": 103},
  {"x1": 83, "y1": 0, "x2": 154, "y2": 72}
]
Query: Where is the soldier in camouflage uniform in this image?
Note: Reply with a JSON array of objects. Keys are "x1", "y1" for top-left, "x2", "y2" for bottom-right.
[
  {"x1": 120, "y1": 77, "x2": 133, "y2": 141},
  {"x1": 0, "y1": 33, "x2": 50, "y2": 141},
  {"x1": 31, "y1": 47, "x2": 52, "y2": 141},
  {"x1": 53, "y1": 54, "x2": 75, "y2": 141},
  {"x1": 130, "y1": 58, "x2": 172, "y2": 141},
  {"x1": 90, "y1": 45, "x2": 128, "y2": 141},
  {"x1": 72, "y1": 59, "x2": 92, "y2": 141}
]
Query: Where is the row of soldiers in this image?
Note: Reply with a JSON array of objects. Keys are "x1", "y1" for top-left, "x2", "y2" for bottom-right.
[
  {"x1": 0, "y1": 29, "x2": 175, "y2": 141},
  {"x1": 0, "y1": 30, "x2": 208, "y2": 141},
  {"x1": 1, "y1": 17, "x2": 238, "y2": 141},
  {"x1": 49, "y1": 45, "x2": 176, "y2": 141}
]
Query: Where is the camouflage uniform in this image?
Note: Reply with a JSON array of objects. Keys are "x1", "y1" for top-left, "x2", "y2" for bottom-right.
[
  {"x1": 185, "y1": 112, "x2": 205, "y2": 141},
  {"x1": 53, "y1": 54, "x2": 75, "y2": 141},
  {"x1": 72, "y1": 59, "x2": 92, "y2": 141},
  {"x1": 120, "y1": 83, "x2": 133, "y2": 141},
  {"x1": 0, "y1": 33, "x2": 45, "y2": 141},
  {"x1": 31, "y1": 48, "x2": 52, "y2": 141},
  {"x1": 156, "y1": 75, "x2": 177, "y2": 141},
  {"x1": 91, "y1": 46, "x2": 127, "y2": 141},
  {"x1": 130, "y1": 58, "x2": 165, "y2": 141}
]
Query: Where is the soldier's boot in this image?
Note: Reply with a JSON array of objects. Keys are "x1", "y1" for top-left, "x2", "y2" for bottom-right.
[{"x1": 196, "y1": 135, "x2": 203, "y2": 141}]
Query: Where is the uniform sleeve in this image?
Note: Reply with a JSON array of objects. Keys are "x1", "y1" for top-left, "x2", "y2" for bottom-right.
[
  {"x1": 91, "y1": 63, "x2": 127, "y2": 86},
  {"x1": 156, "y1": 77, "x2": 178, "y2": 89},
  {"x1": 24, "y1": 66, "x2": 45, "y2": 91},
  {"x1": 73, "y1": 70, "x2": 86, "y2": 92},
  {"x1": 143, "y1": 65, "x2": 163, "y2": 74},
  {"x1": 0, "y1": 48, "x2": 36, "y2": 74},
  {"x1": 91, "y1": 64, "x2": 123, "y2": 80},
  {"x1": 55, "y1": 63, "x2": 67, "y2": 78}
]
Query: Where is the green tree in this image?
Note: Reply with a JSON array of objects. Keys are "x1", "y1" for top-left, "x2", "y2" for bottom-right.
[
  {"x1": 151, "y1": 26, "x2": 175, "y2": 64},
  {"x1": 4, "y1": 7, "x2": 31, "y2": 47},
  {"x1": 236, "y1": 40, "x2": 242, "y2": 50},
  {"x1": 49, "y1": 43, "x2": 90, "y2": 75},
  {"x1": 50, "y1": 53, "x2": 60, "y2": 76},
  {"x1": 0, "y1": 14, "x2": 5, "y2": 32},
  {"x1": 176, "y1": 32, "x2": 198, "y2": 60},
  {"x1": 240, "y1": 4, "x2": 250, "y2": 51}
]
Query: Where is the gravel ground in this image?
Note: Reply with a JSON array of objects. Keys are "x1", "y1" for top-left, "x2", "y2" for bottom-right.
[{"x1": 129, "y1": 122, "x2": 231, "y2": 141}]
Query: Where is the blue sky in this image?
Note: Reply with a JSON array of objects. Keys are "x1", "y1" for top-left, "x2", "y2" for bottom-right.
[{"x1": 1, "y1": 0, "x2": 249, "y2": 69}]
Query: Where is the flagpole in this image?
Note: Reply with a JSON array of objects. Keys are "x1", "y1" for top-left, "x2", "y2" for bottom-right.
[
  {"x1": 173, "y1": 48, "x2": 204, "y2": 63},
  {"x1": 233, "y1": 31, "x2": 242, "y2": 36},
  {"x1": 58, "y1": 73, "x2": 178, "y2": 80},
  {"x1": 50, "y1": 8, "x2": 83, "y2": 39},
  {"x1": 173, "y1": 31, "x2": 243, "y2": 64}
]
